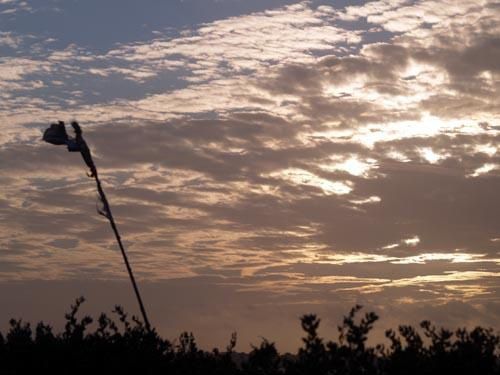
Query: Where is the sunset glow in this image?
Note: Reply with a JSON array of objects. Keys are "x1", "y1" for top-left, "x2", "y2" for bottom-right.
[{"x1": 0, "y1": 0, "x2": 499, "y2": 351}]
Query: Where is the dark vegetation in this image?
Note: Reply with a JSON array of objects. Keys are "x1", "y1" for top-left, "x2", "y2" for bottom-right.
[{"x1": 0, "y1": 298, "x2": 498, "y2": 374}]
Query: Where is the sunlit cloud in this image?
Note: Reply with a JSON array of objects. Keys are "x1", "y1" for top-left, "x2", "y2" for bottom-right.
[
  {"x1": 468, "y1": 163, "x2": 499, "y2": 177},
  {"x1": 267, "y1": 168, "x2": 353, "y2": 195},
  {"x1": 350, "y1": 196, "x2": 381, "y2": 205},
  {"x1": 474, "y1": 144, "x2": 497, "y2": 157},
  {"x1": 404, "y1": 236, "x2": 420, "y2": 246},
  {"x1": 391, "y1": 271, "x2": 500, "y2": 287},
  {"x1": 335, "y1": 270, "x2": 499, "y2": 296},
  {"x1": 382, "y1": 236, "x2": 420, "y2": 249},
  {"x1": 320, "y1": 156, "x2": 378, "y2": 177},
  {"x1": 391, "y1": 252, "x2": 500, "y2": 265},
  {"x1": 418, "y1": 147, "x2": 447, "y2": 164}
]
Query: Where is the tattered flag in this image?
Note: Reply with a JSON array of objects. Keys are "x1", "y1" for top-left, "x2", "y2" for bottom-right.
[{"x1": 42, "y1": 121, "x2": 69, "y2": 145}]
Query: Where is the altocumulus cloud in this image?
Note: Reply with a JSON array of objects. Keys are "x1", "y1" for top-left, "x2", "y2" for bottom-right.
[{"x1": 0, "y1": 0, "x2": 499, "y2": 351}]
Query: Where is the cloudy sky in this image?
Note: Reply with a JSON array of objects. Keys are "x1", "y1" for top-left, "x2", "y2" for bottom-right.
[{"x1": 0, "y1": 0, "x2": 499, "y2": 350}]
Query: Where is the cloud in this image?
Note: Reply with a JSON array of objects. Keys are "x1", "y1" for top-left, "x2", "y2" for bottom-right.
[
  {"x1": 0, "y1": 0, "x2": 31, "y2": 14},
  {"x1": 0, "y1": 31, "x2": 22, "y2": 48},
  {"x1": 0, "y1": 0, "x2": 499, "y2": 344},
  {"x1": 107, "y1": 3, "x2": 362, "y2": 81}
]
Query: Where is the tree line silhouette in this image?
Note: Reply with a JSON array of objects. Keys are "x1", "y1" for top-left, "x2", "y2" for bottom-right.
[{"x1": 0, "y1": 298, "x2": 498, "y2": 374}]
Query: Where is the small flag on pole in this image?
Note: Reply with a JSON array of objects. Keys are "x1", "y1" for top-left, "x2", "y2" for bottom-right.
[{"x1": 43, "y1": 121, "x2": 69, "y2": 145}]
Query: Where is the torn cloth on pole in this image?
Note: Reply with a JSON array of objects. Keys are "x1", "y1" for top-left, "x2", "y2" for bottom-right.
[
  {"x1": 70, "y1": 122, "x2": 97, "y2": 177},
  {"x1": 43, "y1": 121, "x2": 69, "y2": 145},
  {"x1": 43, "y1": 121, "x2": 96, "y2": 178}
]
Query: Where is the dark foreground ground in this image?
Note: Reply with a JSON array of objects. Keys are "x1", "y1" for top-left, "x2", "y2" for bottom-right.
[{"x1": 1, "y1": 298, "x2": 498, "y2": 375}]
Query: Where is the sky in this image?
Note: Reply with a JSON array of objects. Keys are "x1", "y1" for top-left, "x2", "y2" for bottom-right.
[{"x1": 0, "y1": 0, "x2": 499, "y2": 351}]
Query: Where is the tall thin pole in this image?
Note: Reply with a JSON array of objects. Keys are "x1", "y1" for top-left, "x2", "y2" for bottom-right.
[{"x1": 93, "y1": 171, "x2": 152, "y2": 332}]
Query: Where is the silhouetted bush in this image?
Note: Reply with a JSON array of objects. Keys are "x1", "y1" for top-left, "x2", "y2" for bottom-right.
[{"x1": 0, "y1": 298, "x2": 498, "y2": 374}]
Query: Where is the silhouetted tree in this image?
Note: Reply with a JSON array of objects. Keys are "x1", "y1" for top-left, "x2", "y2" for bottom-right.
[{"x1": 244, "y1": 339, "x2": 281, "y2": 375}]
